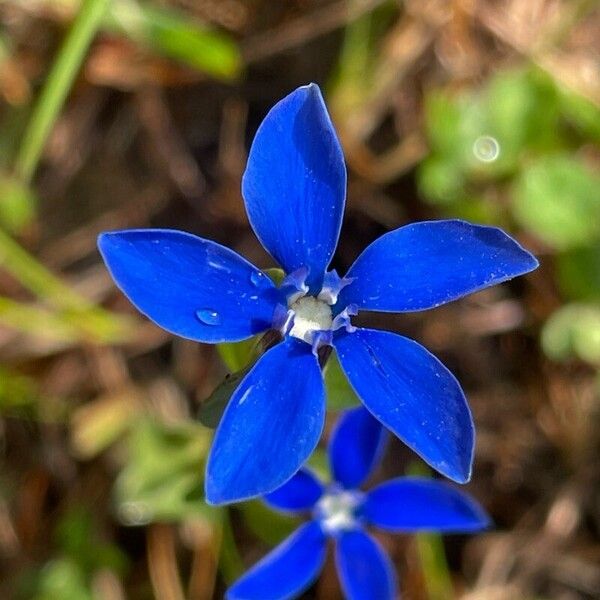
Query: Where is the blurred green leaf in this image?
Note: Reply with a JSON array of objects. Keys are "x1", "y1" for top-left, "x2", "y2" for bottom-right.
[
  {"x1": 306, "y1": 446, "x2": 331, "y2": 483},
  {"x1": 237, "y1": 500, "x2": 300, "y2": 546},
  {"x1": 0, "y1": 367, "x2": 37, "y2": 411},
  {"x1": 417, "y1": 157, "x2": 466, "y2": 205},
  {"x1": 556, "y1": 245, "x2": 600, "y2": 302},
  {"x1": 559, "y1": 88, "x2": 600, "y2": 143},
  {"x1": 0, "y1": 175, "x2": 36, "y2": 233},
  {"x1": 56, "y1": 508, "x2": 128, "y2": 577},
  {"x1": 218, "y1": 509, "x2": 244, "y2": 584},
  {"x1": 324, "y1": 353, "x2": 360, "y2": 411},
  {"x1": 512, "y1": 155, "x2": 600, "y2": 249},
  {"x1": 420, "y1": 68, "x2": 565, "y2": 208},
  {"x1": 115, "y1": 420, "x2": 214, "y2": 523},
  {"x1": 264, "y1": 267, "x2": 285, "y2": 286},
  {"x1": 70, "y1": 390, "x2": 142, "y2": 458},
  {"x1": 30, "y1": 559, "x2": 93, "y2": 600},
  {"x1": 486, "y1": 69, "x2": 561, "y2": 161},
  {"x1": 542, "y1": 303, "x2": 600, "y2": 363},
  {"x1": 217, "y1": 338, "x2": 257, "y2": 372},
  {"x1": 198, "y1": 366, "x2": 252, "y2": 429},
  {"x1": 108, "y1": 0, "x2": 242, "y2": 80}
]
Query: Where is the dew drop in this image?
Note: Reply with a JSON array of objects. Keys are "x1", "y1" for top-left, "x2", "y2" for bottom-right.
[
  {"x1": 250, "y1": 271, "x2": 269, "y2": 288},
  {"x1": 196, "y1": 309, "x2": 221, "y2": 325},
  {"x1": 473, "y1": 135, "x2": 500, "y2": 162}
]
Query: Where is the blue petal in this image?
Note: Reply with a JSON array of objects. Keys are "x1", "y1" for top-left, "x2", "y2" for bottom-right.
[
  {"x1": 338, "y1": 220, "x2": 539, "y2": 312},
  {"x1": 363, "y1": 477, "x2": 491, "y2": 532},
  {"x1": 335, "y1": 529, "x2": 397, "y2": 600},
  {"x1": 242, "y1": 84, "x2": 346, "y2": 290},
  {"x1": 264, "y1": 468, "x2": 324, "y2": 514},
  {"x1": 206, "y1": 339, "x2": 325, "y2": 504},
  {"x1": 333, "y1": 328, "x2": 474, "y2": 483},
  {"x1": 227, "y1": 521, "x2": 327, "y2": 600},
  {"x1": 98, "y1": 229, "x2": 280, "y2": 343},
  {"x1": 329, "y1": 407, "x2": 387, "y2": 489}
]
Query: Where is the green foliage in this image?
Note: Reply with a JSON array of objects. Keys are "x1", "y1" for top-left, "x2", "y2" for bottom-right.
[
  {"x1": 512, "y1": 155, "x2": 600, "y2": 250},
  {"x1": 114, "y1": 419, "x2": 215, "y2": 523},
  {"x1": 108, "y1": 1, "x2": 242, "y2": 81},
  {"x1": 324, "y1": 352, "x2": 361, "y2": 411},
  {"x1": 407, "y1": 463, "x2": 453, "y2": 600},
  {"x1": 55, "y1": 508, "x2": 128, "y2": 577},
  {"x1": 0, "y1": 367, "x2": 37, "y2": 412},
  {"x1": 306, "y1": 446, "x2": 331, "y2": 483},
  {"x1": 26, "y1": 559, "x2": 94, "y2": 600},
  {"x1": 421, "y1": 65, "x2": 600, "y2": 372},
  {"x1": 198, "y1": 366, "x2": 252, "y2": 429},
  {"x1": 420, "y1": 67, "x2": 564, "y2": 204},
  {"x1": 0, "y1": 175, "x2": 35, "y2": 233},
  {"x1": 14, "y1": 0, "x2": 112, "y2": 184},
  {"x1": 556, "y1": 245, "x2": 600, "y2": 302},
  {"x1": 19, "y1": 508, "x2": 127, "y2": 600},
  {"x1": 217, "y1": 338, "x2": 258, "y2": 372},
  {"x1": 238, "y1": 501, "x2": 300, "y2": 546},
  {"x1": 542, "y1": 304, "x2": 600, "y2": 363}
]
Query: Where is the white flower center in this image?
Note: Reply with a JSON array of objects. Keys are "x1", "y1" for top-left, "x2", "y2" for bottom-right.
[
  {"x1": 288, "y1": 296, "x2": 333, "y2": 344},
  {"x1": 315, "y1": 491, "x2": 360, "y2": 533}
]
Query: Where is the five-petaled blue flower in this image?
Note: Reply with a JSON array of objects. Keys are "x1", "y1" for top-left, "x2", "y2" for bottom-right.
[
  {"x1": 228, "y1": 407, "x2": 490, "y2": 600},
  {"x1": 98, "y1": 83, "x2": 538, "y2": 505}
]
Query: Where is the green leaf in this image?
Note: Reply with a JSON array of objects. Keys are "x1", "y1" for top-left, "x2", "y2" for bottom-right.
[
  {"x1": 417, "y1": 157, "x2": 465, "y2": 205},
  {"x1": 0, "y1": 366, "x2": 37, "y2": 411},
  {"x1": 237, "y1": 500, "x2": 300, "y2": 546},
  {"x1": 108, "y1": 0, "x2": 242, "y2": 80},
  {"x1": 264, "y1": 267, "x2": 285, "y2": 286},
  {"x1": 198, "y1": 366, "x2": 251, "y2": 429},
  {"x1": 542, "y1": 303, "x2": 600, "y2": 363},
  {"x1": 217, "y1": 338, "x2": 257, "y2": 372},
  {"x1": 556, "y1": 245, "x2": 600, "y2": 302},
  {"x1": 486, "y1": 68, "x2": 561, "y2": 161},
  {"x1": 115, "y1": 420, "x2": 214, "y2": 523},
  {"x1": 30, "y1": 559, "x2": 94, "y2": 600},
  {"x1": 55, "y1": 508, "x2": 128, "y2": 576},
  {"x1": 306, "y1": 447, "x2": 331, "y2": 483},
  {"x1": 559, "y1": 87, "x2": 600, "y2": 143},
  {"x1": 511, "y1": 155, "x2": 600, "y2": 249},
  {"x1": 324, "y1": 353, "x2": 361, "y2": 411}
]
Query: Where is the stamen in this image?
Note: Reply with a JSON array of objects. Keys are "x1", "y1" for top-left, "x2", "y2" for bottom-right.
[
  {"x1": 315, "y1": 489, "x2": 363, "y2": 534},
  {"x1": 288, "y1": 296, "x2": 333, "y2": 344},
  {"x1": 317, "y1": 270, "x2": 355, "y2": 305},
  {"x1": 280, "y1": 266, "x2": 310, "y2": 304}
]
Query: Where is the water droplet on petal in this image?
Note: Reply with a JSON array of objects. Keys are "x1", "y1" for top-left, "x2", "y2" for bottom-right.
[
  {"x1": 250, "y1": 271, "x2": 269, "y2": 288},
  {"x1": 196, "y1": 309, "x2": 221, "y2": 325}
]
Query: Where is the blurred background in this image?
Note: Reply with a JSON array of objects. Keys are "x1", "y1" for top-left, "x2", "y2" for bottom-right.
[{"x1": 0, "y1": 0, "x2": 599, "y2": 598}]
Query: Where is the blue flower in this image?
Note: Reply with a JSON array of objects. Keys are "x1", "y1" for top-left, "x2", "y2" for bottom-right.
[
  {"x1": 97, "y1": 83, "x2": 538, "y2": 505},
  {"x1": 227, "y1": 407, "x2": 491, "y2": 600}
]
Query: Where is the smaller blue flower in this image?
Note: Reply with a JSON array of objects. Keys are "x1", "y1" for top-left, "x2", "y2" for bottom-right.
[{"x1": 228, "y1": 407, "x2": 490, "y2": 600}]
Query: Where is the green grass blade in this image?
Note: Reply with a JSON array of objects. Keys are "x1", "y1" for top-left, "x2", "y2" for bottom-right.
[
  {"x1": 14, "y1": 0, "x2": 111, "y2": 183},
  {"x1": 0, "y1": 228, "x2": 135, "y2": 343},
  {"x1": 408, "y1": 462, "x2": 455, "y2": 600}
]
